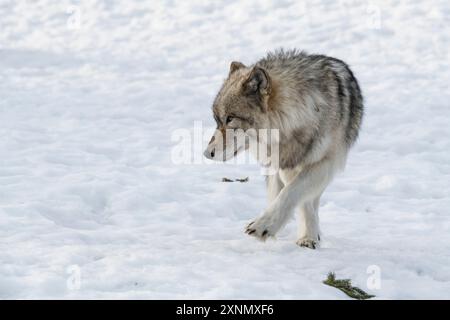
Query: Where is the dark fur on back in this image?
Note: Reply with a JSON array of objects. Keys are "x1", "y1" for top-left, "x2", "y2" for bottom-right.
[
  {"x1": 256, "y1": 49, "x2": 364, "y2": 169},
  {"x1": 258, "y1": 49, "x2": 364, "y2": 148}
]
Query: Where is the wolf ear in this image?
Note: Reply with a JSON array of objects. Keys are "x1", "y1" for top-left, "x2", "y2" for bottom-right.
[
  {"x1": 243, "y1": 66, "x2": 271, "y2": 96},
  {"x1": 229, "y1": 61, "x2": 246, "y2": 75}
]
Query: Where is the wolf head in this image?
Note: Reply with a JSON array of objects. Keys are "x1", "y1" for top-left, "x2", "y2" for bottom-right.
[{"x1": 204, "y1": 61, "x2": 272, "y2": 162}]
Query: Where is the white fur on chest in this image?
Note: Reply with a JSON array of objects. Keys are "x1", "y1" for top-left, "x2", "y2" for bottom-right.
[{"x1": 279, "y1": 166, "x2": 303, "y2": 185}]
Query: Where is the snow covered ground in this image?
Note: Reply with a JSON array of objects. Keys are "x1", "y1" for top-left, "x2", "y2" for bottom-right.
[{"x1": 0, "y1": 0, "x2": 449, "y2": 299}]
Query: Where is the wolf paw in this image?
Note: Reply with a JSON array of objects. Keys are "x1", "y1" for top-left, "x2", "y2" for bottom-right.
[
  {"x1": 245, "y1": 217, "x2": 276, "y2": 241},
  {"x1": 296, "y1": 238, "x2": 319, "y2": 249}
]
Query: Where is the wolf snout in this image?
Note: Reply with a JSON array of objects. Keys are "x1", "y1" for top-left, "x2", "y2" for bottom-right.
[{"x1": 203, "y1": 147, "x2": 215, "y2": 159}]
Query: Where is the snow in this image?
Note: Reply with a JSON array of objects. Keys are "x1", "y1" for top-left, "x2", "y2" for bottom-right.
[{"x1": 0, "y1": 0, "x2": 449, "y2": 299}]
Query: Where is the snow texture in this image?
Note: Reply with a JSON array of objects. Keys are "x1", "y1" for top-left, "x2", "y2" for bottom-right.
[{"x1": 0, "y1": 0, "x2": 449, "y2": 299}]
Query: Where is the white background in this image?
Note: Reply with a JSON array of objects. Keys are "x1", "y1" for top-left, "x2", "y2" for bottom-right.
[{"x1": 0, "y1": 0, "x2": 449, "y2": 299}]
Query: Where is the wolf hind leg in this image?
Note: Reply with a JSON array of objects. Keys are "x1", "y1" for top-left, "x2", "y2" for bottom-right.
[{"x1": 297, "y1": 194, "x2": 321, "y2": 249}]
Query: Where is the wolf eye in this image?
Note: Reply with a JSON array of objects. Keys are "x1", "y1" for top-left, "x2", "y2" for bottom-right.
[{"x1": 226, "y1": 116, "x2": 234, "y2": 124}]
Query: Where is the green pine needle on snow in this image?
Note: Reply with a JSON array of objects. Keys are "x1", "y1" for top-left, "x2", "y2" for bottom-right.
[{"x1": 323, "y1": 272, "x2": 375, "y2": 300}]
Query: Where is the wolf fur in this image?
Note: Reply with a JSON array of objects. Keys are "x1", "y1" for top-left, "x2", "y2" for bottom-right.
[{"x1": 203, "y1": 49, "x2": 363, "y2": 249}]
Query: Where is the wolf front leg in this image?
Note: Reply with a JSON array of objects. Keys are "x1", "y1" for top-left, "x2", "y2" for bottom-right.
[
  {"x1": 245, "y1": 157, "x2": 336, "y2": 243},
  {"x1": 297, "y1": 195, "x2": 321, "y2": 249},
  {"x1": 266, "y1": 171, "x2": 284, "y2": 203}
]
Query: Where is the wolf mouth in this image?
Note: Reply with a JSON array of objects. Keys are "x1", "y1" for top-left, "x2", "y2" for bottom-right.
[{"x1": 234, "y1": 146, "x2": 243, "y2": 156}]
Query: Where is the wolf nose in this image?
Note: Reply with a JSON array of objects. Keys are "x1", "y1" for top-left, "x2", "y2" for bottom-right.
[{"x1": 203, "y1": 148, "x2": 215, "y2": 159}]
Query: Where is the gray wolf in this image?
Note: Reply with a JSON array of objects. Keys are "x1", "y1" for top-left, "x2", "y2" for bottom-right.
[{"x1": 203, "y1": 49, "x2": 363, "y2": 249}]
